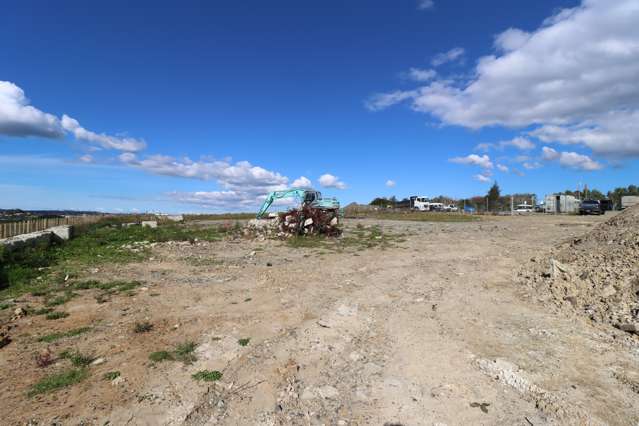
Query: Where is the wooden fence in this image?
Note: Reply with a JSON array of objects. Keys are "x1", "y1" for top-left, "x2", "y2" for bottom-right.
[{"x1": 0, "y1": 216, "x2": 105, "y2": 239}]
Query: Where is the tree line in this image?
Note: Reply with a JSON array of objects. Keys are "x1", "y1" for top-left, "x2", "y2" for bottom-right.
[{"x1": 370, "y1": 183, "x2": 639, "y2": 212}]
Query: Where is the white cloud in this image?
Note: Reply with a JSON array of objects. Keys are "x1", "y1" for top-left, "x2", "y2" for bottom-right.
[
  {"x1": 78, "y1": 154, "x2": 94, "y2": 163},
  {"x1": 449, "y1": 154, "x2": 493, "y2": 169},
  {"x1": 541, "y1": 146, "x2": 560, "y2": 161},
  {"x1": 120, "y1": 154, "x2": 296, "y2": 210},
  {"x1": 370, "y1": 0, "x2": 639, "y2": 158},
  {"x1": 365, "y1": 90, "x2": 417, "y2": 111},
  {"x1": 168, "y1": 190, "x2": 262, "y2": 210},
  {"x1": 496, "y1": 164, "x2": 509, "y2": 172},
  {"x1": 61, "y1": 115, "x2": 146, "y2": 152},
  {"x1": 318, "y1": 173, "x2": 347, "y2": 189},
  {"x1": 386, "y1": 179, "x2": 396, "y2": 188},
  {"x1": 529, "y1": 110, "x2": 639, "y2": 157},
  {"x1": 476, "y1": 136, "x2": 535, "y2": 152},
  {"x1": 291, "y1": 176, "x2": 312, "y2": 188},
  {"x1": 417, "y1": 0, "x2": 434, "y2": 10},
  {"x1": 119, "y1": 153, "x2": 289, "y2": 193},
  {"x1": 0, "y1": 80, "x2": 146, "y2": 152},
  {"x1": 431, "y1": 47, "x2": 465, "y2": 67},
  {"x1": 474, "y1": 173, "x2": 491, "y2": 183},
  {"x1": 541, "y1": 146, "x2": 602, "y2": 171},
  {"x1": 405, "y1": 68, "x2": 437, "y2": 82},
  {"x1": 0, "y1": 81, "x2": 63, "y2": 138},
  {"x1": 522, "y1": 161, "x2": 543, "y2": 170},
  {"x1": 494, "y1": 28, "x2": 531, "y2": 52}
]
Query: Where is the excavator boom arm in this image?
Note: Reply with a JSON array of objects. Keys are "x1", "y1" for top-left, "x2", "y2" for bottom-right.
[{"x1": 256, "y1": 189, "x2": 308, "y2": 218}]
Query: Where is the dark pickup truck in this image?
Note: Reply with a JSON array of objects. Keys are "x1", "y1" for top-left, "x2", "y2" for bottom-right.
[{"x1": 579, "y1": 199, "x2": 603, "y2": 215}]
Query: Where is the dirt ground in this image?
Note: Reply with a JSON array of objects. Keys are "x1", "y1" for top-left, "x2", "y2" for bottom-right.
[{"x1": 2, "y1": 214, "x2": 639, "y2": 425}]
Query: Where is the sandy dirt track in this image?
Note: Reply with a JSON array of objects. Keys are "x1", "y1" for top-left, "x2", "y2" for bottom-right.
[{"x1": 2, "y1": 214, "x2": 638, "y2": 425}]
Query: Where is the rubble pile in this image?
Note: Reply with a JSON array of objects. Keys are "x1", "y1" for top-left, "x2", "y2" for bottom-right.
[
  {"x1": 520, "y1": 205, "x2": 639, "y2": 334},
  {"x1": 245, "y1": 206, "x2": 341, "y2": 239}
]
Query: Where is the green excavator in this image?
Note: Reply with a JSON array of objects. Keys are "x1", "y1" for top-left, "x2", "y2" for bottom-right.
[{"x1": 256, "y1": 188, "x2": 340, "y2": 219}]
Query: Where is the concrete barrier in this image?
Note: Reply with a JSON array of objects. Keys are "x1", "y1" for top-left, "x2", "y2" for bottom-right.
[{"x1": 0, "y1": 225, "x2": 73, "y2": 253}]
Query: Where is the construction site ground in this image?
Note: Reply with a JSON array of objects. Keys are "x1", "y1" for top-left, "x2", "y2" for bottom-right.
[{"x1": 2, "y1": 214, "x2": 638, "y2": 425}]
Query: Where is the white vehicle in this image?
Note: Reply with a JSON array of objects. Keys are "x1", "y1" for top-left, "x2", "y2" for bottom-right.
[
  {"x1": 413, "y1": 197, "x2": 431, "y2": 211},
  {"x1": 447, "y1": 204, "x2": 459, "y2": 212},
  {"x1": 429, "y1": 202, "x2": 444, "y2": 211},
  {"x1": 515, "y1": 203, "x2": 533, "y2": 213}
]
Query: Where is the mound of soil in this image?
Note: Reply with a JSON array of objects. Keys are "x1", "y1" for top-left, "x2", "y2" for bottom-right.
[{"x1": 520, "y1": 205, "x2": 639, "y2": 333}]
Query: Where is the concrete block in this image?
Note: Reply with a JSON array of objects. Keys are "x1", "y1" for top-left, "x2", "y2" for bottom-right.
[
  {"x1": 0, "y1": 231, "x2": 52, "y2": 253},
  {"x1": 166, "y1": 215, "x2": 184, "y2": 222},
  {"x1": 142, "y1": 221, "x2": 158, "y2": 228},
  {"x1": 50, "y1": 225, "x2": 73, "y2": 241}
]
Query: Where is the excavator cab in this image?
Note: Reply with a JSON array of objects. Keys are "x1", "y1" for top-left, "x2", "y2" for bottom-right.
[{"x1": 303, "y1": 190, "x2": 320, "y2": 205}]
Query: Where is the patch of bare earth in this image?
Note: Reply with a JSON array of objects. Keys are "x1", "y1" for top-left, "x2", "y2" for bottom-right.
[{"x1": 1, "y1": 214, "x2": 638, "y2": 425}]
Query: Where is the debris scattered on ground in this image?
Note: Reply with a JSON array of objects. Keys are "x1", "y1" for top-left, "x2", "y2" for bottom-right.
[
  {"x1": 11, "y1": 306, "x2": 27, "y2": 321},
  {"x1": 246, "y1": 205, "x2": 341, "y2": 239},
  {"x1": 520, "y1": 205, "x2": 639, "y2": 333}
]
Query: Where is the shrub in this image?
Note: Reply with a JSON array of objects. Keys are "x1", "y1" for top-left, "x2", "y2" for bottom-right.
[
  {"x1": 45, "y1": 311, "x2": 69, "y2": 320},
  {"x1": 192, "y1": 370, "x2": 223, "y2": 382},
  {"x1": 28, "y1": 368, "x2": 88, "y2": 397}
]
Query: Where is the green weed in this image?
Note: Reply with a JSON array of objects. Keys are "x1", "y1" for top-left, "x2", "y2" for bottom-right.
[
  {"x1": 59, "y1": 350, "x2": 94, "y2": 367},
  {"x1": 149, "y1": 341, "x2": 198, "y2": 364},
  {"x1": 192, "y1": 370, "x2": 223, "y2": 382},
  {"x1": 149, "y1": 351, "x2": 174, "y2": 362},
  {"x1": 46, "y1": 311, "x2": 69, "y2": 320},
  {"x1": 103, "y1": 371, "x2": 120, "y2": 381},
  {"x1": 174, "y1": 341, "x2": 197, "y2": 364},
  {"x1": 28, "y1": 368, "x2": 88, "y2": 397},
  {"x1": 37, "y1": 327, "x2": 91, "y2": 343},
  {"x1": 238, "y1": 338, "x2": 250, "y2": 347}
]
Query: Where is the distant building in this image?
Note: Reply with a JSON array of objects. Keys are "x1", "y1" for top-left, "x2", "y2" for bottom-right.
[{"x1": 544, "y1": 194, "x2": 581, "y2": 214}]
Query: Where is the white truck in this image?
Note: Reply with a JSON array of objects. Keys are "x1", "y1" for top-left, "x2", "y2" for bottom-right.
[
  {"x1": 413, "y1": 197, "x2": 431, "y2": 211},
  {"x1": 621, "y1": 196, "x2": 639, "y2": 210}
]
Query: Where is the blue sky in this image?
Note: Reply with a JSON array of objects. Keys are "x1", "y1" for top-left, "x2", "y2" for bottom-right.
[{"x1": 1, "y1": 0, "x2": 638, "y2": 212}]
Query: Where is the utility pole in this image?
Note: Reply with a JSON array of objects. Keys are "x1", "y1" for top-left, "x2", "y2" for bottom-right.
[{"x1": 511, "y1": 195, "x2": 514, "y2": 215}]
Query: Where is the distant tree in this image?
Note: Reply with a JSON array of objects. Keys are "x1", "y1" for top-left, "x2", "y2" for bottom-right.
[
  {"x1": 487, "y1": 182, "x2": 501, "y2": 211},
  {"x1": 588, "y1": 189, "x2": 605, "y2": 200},
  {"x1": 369, "y1": 197, "x2": 397, "y2": 207},
  {"x1": 607, "y1": 185, "x2": 639, "y2": 209}
]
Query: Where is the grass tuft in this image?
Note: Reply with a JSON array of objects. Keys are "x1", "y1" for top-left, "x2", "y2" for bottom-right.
[
  {"x1": 149, "y1": 351, "x2": 174, "y2": 362},
  {"x1": 192, "y1": 370, "x2": 223, "y2": 382},
  {"x1": 149, "y1": 341, "x2": 198, "y2": 364},
  {"x1": 27, "y1": 368, "x2": 88, "y2": 397},
  {"x1": 59, "y1": 349, "x2": 94, "y2": 367},
  {"x1": 37, "y1": 327, "x2": 91, "y2": 343},
  {"x1": 238, "y1": 338, "x2": 250, "y2": 347},
  {"x1": 46, "y1": 311, "x2": 69, "y2": 320},
  {"x1": 174, "y1": 341, "x2": 197, "y2": 364},
  {"x1": 44, "y1": 291, "x2": 77, "y2": 307},
  {"x1": 103, "y1": 371, "x2": 120, "y2": 381}
]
